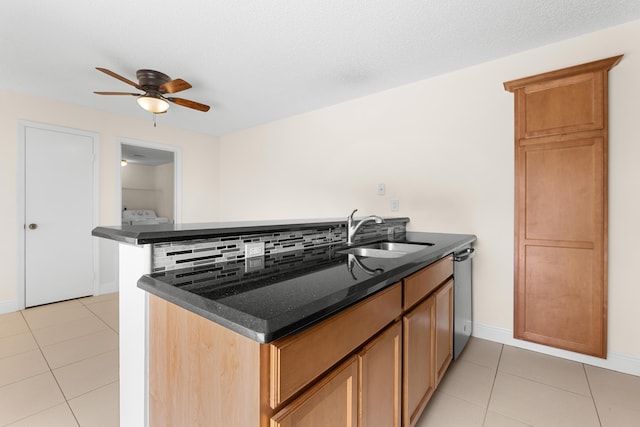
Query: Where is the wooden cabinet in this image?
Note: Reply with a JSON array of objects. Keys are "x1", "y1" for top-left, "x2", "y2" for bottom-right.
[
  {"x1": 273, "y1": 320, "x2": 402, "y2": 427},
  {"x1": 270, "y1": 285, "x2": 402, "y2": 427},
  {"x1": 435, "y1": 279, "x2": 453, "y2": 385},
  {"x1": 148, "y1": 295, "x2": 262, "y2": 427},
  {"x1": 149, "y1": 283, "x2": 403, "y2": 427},
  {"x1": 270, "y1": 356, "x2": 358, "y2": 427},
  {"x1": 403, "y1": 256, "x2": 452, "y2": 311},
  {"x1": 402, "y1": 257, "x2": 454, "y2": 427},
  {"x1": 268, "y1": 284, "x2": 402, "y2": 408},
  {"x1": 148, "y1": 257, "x2": 455, "y2": 427},
  {"x1": 403, "y1": 296, "x2": 435, "y2": 427},
  {"x1": 360, "y1": 321, "x2": 402, "y2": 427},
  {"x1": 504, "y1": 56, "x2": 622, "y2": 358}
]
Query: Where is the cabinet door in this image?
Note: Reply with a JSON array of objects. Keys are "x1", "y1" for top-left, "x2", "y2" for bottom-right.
[
  {"x1": 269, "y1": 283, "x2": 401, "y2": 408},
  {"x1": 271, "y1": 357, "x2": 358, "y2": 427},
  {"x1": 435, "y1": 279, "x2": 454, "y2": 385},
  {"x1": 515, "y1": 137, "x2": 606, "y2": 357},
  {"x1": 360, "y1": 321, "x2": 402, "y2": 427},
  {"x1": 504, "y1": 56, "x2": 621, "y2": 359},
  {"x1": 402, "y1": 296, "x2": 435, "y2": 427}
]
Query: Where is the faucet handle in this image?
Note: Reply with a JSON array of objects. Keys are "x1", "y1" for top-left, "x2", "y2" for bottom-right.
[{"x1": 349, "y1": 209, "x2": 358, "y2": 219}]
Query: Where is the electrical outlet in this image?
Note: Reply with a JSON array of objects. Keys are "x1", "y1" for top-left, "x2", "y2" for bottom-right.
[
  {"x1": 245, "y1": 242, "x2": 265, "y2": 258},
  {"x1": 390, "y1": 199, "x2": 399, "y2": 212},
  {"x1": 377, "y1": 183, "x2": 385, "y2": 196}
]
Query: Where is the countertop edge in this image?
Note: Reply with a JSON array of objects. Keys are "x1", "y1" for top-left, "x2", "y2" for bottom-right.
[
  {"x1": 138, "y1": 232, "x2": 477, "y2": 344},
  {"x1": 93, "y1": 217, "x2": 411, "y2": 245}
]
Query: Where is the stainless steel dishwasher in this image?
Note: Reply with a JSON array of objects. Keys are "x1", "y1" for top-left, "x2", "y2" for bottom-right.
[{"x1": 453, "y1": 245, "x2": 475, "y2": 359}]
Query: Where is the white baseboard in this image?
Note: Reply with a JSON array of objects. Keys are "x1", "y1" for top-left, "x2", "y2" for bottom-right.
[
  {"x1": 473, "y1": 322, "x2": 640, "y2": 377},
  {"x1": 0, "y1": 299, "x2": 18, "y2": 314}
]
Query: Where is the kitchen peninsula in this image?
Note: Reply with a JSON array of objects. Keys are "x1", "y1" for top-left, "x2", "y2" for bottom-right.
[{"x1": 93, "y1": 216, "x2": 476, "y2": 427}]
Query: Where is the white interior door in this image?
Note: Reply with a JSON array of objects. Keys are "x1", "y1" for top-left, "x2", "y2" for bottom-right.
[{"x1": 25, "y1": 126, "x2": 96, "y2": 307}]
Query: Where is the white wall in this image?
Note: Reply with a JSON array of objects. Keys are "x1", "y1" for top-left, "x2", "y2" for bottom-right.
[
  {"x1": 219, "y1": 19, "x2": 640, "y2": 363},
  {"x1": 0, "y1": 89, "x2": 220, "y2": 306},
  {"x1": 155, "y1": 163, "x2": 175, "y2": 221},
  {"x1": 121, "y1": 163, "x2": 175, "y2": 221},
  {"x1": 122, "y1": 164, "x2": 158, "y2": 213}
]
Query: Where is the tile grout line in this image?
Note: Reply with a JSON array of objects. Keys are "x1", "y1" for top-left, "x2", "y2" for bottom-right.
[
  {"x1": 18, "y1": 310, "x2": 82, "y2": 427},
  {"x1": 583, "y1": 363, "x2": 604, "y2": 427},
  {"x1": 481, "y1": 343, "x2": 504, "y2": 427},
  {"x1": 1, "y1": 295, "x2": 119, "y2": 426},
  {"x1": 24, "y1": 300, "x2": 117, "y2": 351},
  {"x1": 494, "y1": 369, "x2": 597, "y2": 399},
  {"x1": 80, "y1": 297, "x2": 120, "y2": 334},
  {"x1": 87, "y1": 309, "x2": 119, "y2": 335},
  {"x1": 28, "y1": 321, "x2": 108, "y2": 355}
]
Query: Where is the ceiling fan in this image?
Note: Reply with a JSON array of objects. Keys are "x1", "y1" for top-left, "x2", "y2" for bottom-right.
[{"x1": 94, "y1": 67, "x2": 210, "y2": 114}]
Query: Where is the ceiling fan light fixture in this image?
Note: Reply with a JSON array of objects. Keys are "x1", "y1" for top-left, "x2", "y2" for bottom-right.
[{"x1": 137, "y1": 94, "x2": 170, "y2": 113}]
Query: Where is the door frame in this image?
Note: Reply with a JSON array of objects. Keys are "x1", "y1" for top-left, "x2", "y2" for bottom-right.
[
  {"x1": 16, "y1": 121, "x2": 100, "y2": 310},
  {"x1": 116, "y1": 137, "x2": 182, "y2": 225}
]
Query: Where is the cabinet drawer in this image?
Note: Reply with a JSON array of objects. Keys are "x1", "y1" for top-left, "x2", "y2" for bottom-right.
[
  {"x1": 270, "y1": 356, "x2": 358, "y2": 427},
  {"x1": 269, "y1": 282, "x2": 402, "y2": 408},
  {"x1": 403, "y1": 256, "x2": 453, "y2": 310}
]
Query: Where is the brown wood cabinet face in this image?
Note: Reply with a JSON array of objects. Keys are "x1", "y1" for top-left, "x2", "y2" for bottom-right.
[
  {"x1": 435, "y1": 279, "x2": 454, "y2": 385},
  {"x1": 521, "y1": 245, "x2": 601, "y2": 349},
  {"x1": 403, "y1": 256, "x2": 453, "y2": 310},
  {"x1": 506, "y1": 55, "x2": 621, "y2": 358},
  {"x1": 402, "y1": 296, "x2": 435, "y2": 427},
  {"x1": 270, "y1": 357, "x2": 358, "y2": 427},
  {"x1": 522, "y1": 73, "x2": 604, "y2": 138},
  {"x1": 148, "y1": 263, "x2": 455, "y2": 427},
  {"x1": 148, "y1": 296, "x2": 261, "y2": 427},
  {"x1": 360, "y1": 321, "x2": 402, "y2": 427},
  {"x1": 522, "y1": 138, "x2": 603, "y2": 242},
  {"x1": 268, "y1": 283, "x2": 402, "y2": 408}
]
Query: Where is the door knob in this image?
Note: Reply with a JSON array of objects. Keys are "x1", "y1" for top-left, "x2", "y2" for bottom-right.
[{"x1": 28, "y1": 223, "x2": 38, "y2": 230}]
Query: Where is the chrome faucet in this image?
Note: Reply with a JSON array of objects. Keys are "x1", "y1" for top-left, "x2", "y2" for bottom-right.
[{"x1": 346, "y1": 209, "x2": 384, "y2": 246}]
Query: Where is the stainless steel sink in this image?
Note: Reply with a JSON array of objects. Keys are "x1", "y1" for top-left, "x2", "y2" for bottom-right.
[
  {"x1": 340, "y1": 247, "x2": 408, "y2": 258},
  {"x1": 338, "y1": 241, "x2": 433, "y2": 258},
  {"x1": 362, "y1": 242, "x2": 432, "y2": 252}
]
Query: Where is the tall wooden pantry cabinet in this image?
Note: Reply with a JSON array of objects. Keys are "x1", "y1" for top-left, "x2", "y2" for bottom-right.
[{"x1": 503, "y1": 55, "x2": 622, "y2": 358}]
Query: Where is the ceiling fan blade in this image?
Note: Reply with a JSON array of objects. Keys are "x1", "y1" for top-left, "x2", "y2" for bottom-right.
[
  {"x1": 160, "y1": 79, "x2": 192, "y2": 94},
  {"x1": 166, "y1": 97, "x2": 211, "y2": 112},
  {"x1": 95, "y1": 67, "x2": 142, "y2": 90},
  {"x1": 94, "y1": 91, "x2": 140, "y2": 96}
]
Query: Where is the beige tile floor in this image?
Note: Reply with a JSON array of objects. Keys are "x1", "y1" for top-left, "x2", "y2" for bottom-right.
[
  {"x1": 0, "y1": 293, "x2": 119, "y2": 426},
  {"x1": 3, "y1": 294, "x2": 640, "y2": 427},
  {"x1": 417, "y1": 337, "x2": 640, "y2": 427}
]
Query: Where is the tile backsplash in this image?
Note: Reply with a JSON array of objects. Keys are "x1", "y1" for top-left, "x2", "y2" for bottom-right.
[{"x1": 152, "y1": 219, "x2": 407, "y2": 272}]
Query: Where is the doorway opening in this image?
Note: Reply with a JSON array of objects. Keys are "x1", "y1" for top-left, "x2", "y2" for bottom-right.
[{"x1": 116, "y1": 139, "x2": 182, "y2": 226}]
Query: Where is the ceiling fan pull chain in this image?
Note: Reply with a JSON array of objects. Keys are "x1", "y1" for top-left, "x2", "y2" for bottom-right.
[{"x1": 153, "y1": 113, "x2": 157, "y2": 127}]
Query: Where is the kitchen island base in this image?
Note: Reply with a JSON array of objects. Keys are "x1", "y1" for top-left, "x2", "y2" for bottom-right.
[{"x1": 148, "y1": 256, "x2": 456, "y2": 427}]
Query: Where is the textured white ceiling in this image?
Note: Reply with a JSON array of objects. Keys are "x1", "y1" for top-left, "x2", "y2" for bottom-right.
[{"x1": 2, "y1": 0, "x2": 640, "y2": 136}]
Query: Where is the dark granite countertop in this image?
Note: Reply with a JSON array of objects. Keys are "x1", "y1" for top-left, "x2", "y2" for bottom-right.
[
  {"x1": 92, "y1": 217, "x2": 410, "y2": 245},
  {"x1": 138, "y1": 231, "x2": 476, "y2": 343}
]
